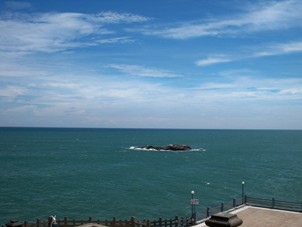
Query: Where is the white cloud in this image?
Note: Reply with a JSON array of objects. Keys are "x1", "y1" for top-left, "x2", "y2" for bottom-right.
[
  {"x1": 141, "y1": 0, "x2": 302, "y2": 39},
  {"x1": 0, "y1": 61, "x2": 49, "y2": 77},
  {"x1": 195, "y1": 57, "x2": 232, "y2": 66},
  {"x1": 254, "y1": 41, "x2": 302, "y2": 57},
  {"x1": 278, "y1": 87, "x2": 302, "y2": 95},
  {"x1": 107, "y1": 64, "x2": 182, "y2": 78},
  {"x1": 1, "y1": 2, "x2": 301, "y2": 129},
  {"x1": 244, "y1": 0, "x2": 302, "y2": 31},
  {"x1": 0, "y1": 85, "x2": 26, "y2": 98},
  {"x1": 1, "y1": 66, "x2": 302, "y2": 128},
  {"x1": 0, "y1": 11, "x2": 149, "y2": 54},
  {"x1": 193, "y1": 76, "x2": 302, "y2": 102},
  {"x1": 196, "y1": 40, "x2": 302, "y2": 66},
  {"x1": 92, "y1": 11, "x2": 150, "y2": 24},
  {"x1": 97, "y1": 37, "x2": 134, "y2": 44}
]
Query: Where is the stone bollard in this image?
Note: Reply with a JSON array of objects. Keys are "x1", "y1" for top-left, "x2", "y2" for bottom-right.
[{"x1": 205, "y1": 212, "x2": 242, "y2": 227}]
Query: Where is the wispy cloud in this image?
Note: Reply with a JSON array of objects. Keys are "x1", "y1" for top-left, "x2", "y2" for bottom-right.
[
  {"x1": 1, "y1": 62, "x2": 301, "y2": 128},
  {"x1": 244, "y1": 0, "x2": 302, "y2": 31},
  {"x1": 141, "y1": 0, "x2": 302, "y2": 39},
  {"x1": 107, "y1": 64, "x2": 181, "y2": 78},
  {"x1": 196, "y1": 40, "x2": 302, "y2": 66},
  {"x1": 0, "y1": 85, "x2": 26, "y2": 98},
  {"x1": 96, "y1": 37, "x2": 135, "y2": 44},
  {"x1": 254, "y1": 41, "x2": 302, "y2": 57},
  {"x1": 193, "y1": 75, "x2": 302, "y2": 102},
  {"x1": 92, "y1": 11, "x2": 150, "y2": 24},
  {"x1": 0, "y1": 61, "x2": 49, "y2": 77},
  {"x1": 195, "y1": 57, "x2": 232, "y2": 66},
  {"x1": 0, "y1": 11, "x2": 150, "y2": 54}
]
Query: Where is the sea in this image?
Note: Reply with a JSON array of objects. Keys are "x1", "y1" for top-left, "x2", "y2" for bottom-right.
[{"x1": 0, "y1": 128, "x2": 301, "y2": 224}]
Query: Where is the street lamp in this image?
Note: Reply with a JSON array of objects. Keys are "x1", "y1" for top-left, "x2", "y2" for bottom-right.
[
  {"x1": 241, "y1": 181, "x2": 245, "y2": 204},
  {"x1": 191, "y1": 190, "x2": 195, "y2": 223}
]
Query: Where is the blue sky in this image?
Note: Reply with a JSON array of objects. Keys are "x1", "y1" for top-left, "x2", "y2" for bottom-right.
[{"x1": 0, "y1": 0, "x2": 302, "y2": 129}]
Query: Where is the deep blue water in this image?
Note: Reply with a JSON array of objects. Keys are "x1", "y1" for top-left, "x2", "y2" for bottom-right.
[{"x1": 0, "y1": 128, "x2": 301, "y2": 224}]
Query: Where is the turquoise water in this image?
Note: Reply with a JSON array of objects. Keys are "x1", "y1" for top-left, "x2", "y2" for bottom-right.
[{"x1": 0, "y1": 128, "x2": 301, "y2": 224}]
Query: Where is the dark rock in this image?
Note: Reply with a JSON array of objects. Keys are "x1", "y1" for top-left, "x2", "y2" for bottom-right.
[{"x1": 139, "y1": 144, "x2": 191, "y2": 151}]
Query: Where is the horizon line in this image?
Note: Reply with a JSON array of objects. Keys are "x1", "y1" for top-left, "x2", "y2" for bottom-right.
[{"x1": 0, "y1": 126, "x2": 301, "y2": 131}]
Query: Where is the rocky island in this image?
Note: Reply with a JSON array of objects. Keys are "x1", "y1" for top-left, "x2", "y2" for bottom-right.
[{"x1": 139, "y1": 144, "x2": 191, "y2": 151}]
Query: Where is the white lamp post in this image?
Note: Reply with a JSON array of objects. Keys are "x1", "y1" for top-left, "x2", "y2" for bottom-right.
[
  {"x1": 242, "y1": 181, "x2": 245, "y2": 204},
  {"x1": 191, "y1": 190, "x2": 195, "y2": 223}
]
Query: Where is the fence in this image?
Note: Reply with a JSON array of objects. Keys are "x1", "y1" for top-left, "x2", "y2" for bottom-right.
[
  {"x1": 3, "y1": 196, "x2": 301, "y2": 227},
  {"x1": 196, "y1": 195, "x2": 302, "y2": 221},
  {"x1": 245, "y1": 196, "x2": 302, "y2": 212},
  {"x1": 9, "y1": 216, "x2": 192, "y2": 227},
  {"x1": 140, "y1": 217, "x2": 192, "y2": 227},
  {"x1": 196, "y1": 197, "x2": 244, "y2": 220},
  {"x1": 53, "y1": 217, "x2": 136, "y2": 227}
]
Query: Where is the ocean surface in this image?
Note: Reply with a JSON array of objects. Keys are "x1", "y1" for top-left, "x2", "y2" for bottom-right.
[{"x1": 0, "y1": 128, "x2": 301, "y2": 224}]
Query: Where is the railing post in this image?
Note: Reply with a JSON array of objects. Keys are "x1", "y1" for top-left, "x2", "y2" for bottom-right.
[
  {"x1": 175, "y1": 216, "x2": 178, "y2": 227},
  {"x1": 64, "y1": 217, "x2": 67, "y2": 227},
  {"x1": 153, "y1": 220, "x2": 156, "y2": 227},
  {"x1": 206, "y1": 207, "x2": 210, "y2": 217},
  {"x1": 112, "y1": 217, "x2": 117, "y2": 227},
  {"x1": 164, "y1": 219, "x2": 167, "y2": 227},
  {"x1": 48, "y1": 217, "x2": 52, "y2": 227},
  {"x1": 185, "y1": 218, "x2": 189, "y2": 227},
  {"x1": 220, "y1": 203, "x2": 224, "y2": 212},
  {"x1": 272, "y1": 198, "x2": 275, "y2": 208},
  {"x1": 180, "y1": 218, "x2": 183, "y2": 227},
  {"x1": 233, "y1": 198, "x2": 236, "y2": 207},
  {"x1": 159, "y1": 218, "x2": 162, "y2": 227}
]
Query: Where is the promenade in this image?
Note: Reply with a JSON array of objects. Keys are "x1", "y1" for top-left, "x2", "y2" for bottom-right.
[{"x1": 196, "y1": 205, "x2": 302, "y2": 227}]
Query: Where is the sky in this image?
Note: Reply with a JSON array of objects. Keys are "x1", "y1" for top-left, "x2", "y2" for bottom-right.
[{"x1": 0, "y1": 0, "x2": 302, "y2": 129}]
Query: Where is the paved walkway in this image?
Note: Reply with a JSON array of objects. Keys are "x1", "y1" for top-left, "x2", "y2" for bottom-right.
[{"x1": 196, "y1": 206, "x2": 302, "y2": 227}]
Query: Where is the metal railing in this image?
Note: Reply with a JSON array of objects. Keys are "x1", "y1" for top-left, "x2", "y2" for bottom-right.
[
  {"x1": 2, "y1": 196, "x2": 301, "y2": 227},
  {"x1": 196, "y1": 195, "x2": 302, "y2": 222},
  {"x1": 245, "y1": 196, "x2": 302, "y2": 212},
  {"x1": 3, "y1": 216, "x2": 192, "y2": 227}
]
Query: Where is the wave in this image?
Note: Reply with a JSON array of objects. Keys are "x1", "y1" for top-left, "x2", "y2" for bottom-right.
[{"x1": 129, "y1": 146, "x2": 206, "y2": 152}]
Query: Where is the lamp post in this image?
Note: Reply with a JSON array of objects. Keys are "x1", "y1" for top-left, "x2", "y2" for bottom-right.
[
  {"x1": 191, "y1": 190, "x2": 195, "y2": 223},
  {"x1": 241, "y1": 181, "x2": 245, "y2": 204}
]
